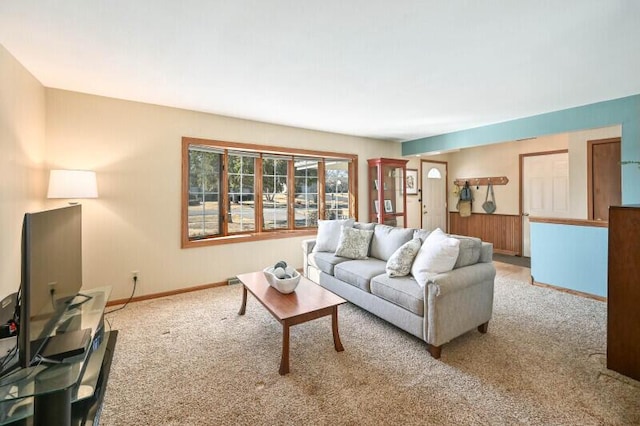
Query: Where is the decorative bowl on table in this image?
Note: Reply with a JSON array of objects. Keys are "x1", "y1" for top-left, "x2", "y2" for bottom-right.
[{"x1": 263, "y1": 266, "x2": 301, "y2": 294}]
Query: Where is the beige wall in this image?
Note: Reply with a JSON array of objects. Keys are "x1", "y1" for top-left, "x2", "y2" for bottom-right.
[
  {"x1": 404, "y1": 157, "x2": 422, "y2": 228},
  {"x1": 0, "y1": 45, "x2": 46, "y2": 297},
  {"x1": 45, "y1": 89, "x2": 400, "y2": 300},
  {"x1": 404, "y1": 125, "x2": 621, "y2": 228},
  {"x1": 445, "y1": 135, "x2": 569, "y2": 216}
]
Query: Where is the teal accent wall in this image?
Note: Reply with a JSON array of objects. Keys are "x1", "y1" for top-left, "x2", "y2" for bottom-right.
[
  {"x1": 530, "y1": 223, "x2": 608, "y2": 297},
  {"x1": 402, "y1": 94, "x2": 640, "y2": 203}
]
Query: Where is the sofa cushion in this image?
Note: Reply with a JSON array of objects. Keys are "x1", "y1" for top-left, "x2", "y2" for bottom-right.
[
  {"x1": 451, "y1": 234, "x2": 482, "y2": 268},
  {"x1": 411, "y1": 228, "x2": 460, "y2": 287},
  {"x1": 413, "y1": 228, "x2": 431, "y2": 243},
  {"x1": 370, "y1": 225, "x2": 414, "y2": 261},
  {"x1": 334, "y1": 259, "x2": 387, "y2": 292},
  {"x1": 353, "y1": 222, "x2": 377, "y2": 256},
  {"x1": 353, "y1": 222, "x2": 377, "y2": 231},
  {"x1": 370, "y1": 274, "x2": 425, "y2": 316},
  {"x1": 415, "y1": 230, "x2": 481, "y2": 269},
  {"x1": 313, "y1": 219, "x2": 355, "y2": 253},
  {"x1": 307, "y1": 251, "x2": 351, "y2": 276},
  {"x1": 386, "y1": 238, "x2": 422, "y2": 277},
  {"x1": 335, "y1": 226, "x2": 374, "y2": 259}
]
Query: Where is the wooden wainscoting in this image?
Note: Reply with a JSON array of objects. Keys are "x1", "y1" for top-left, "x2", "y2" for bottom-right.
[{"x1": 449, "y1": 212, "x2": 521, "y2": 255}]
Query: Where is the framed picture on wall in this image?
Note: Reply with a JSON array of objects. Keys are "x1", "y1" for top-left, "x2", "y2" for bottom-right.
[
  {"x1": 406, "y1": 169, "x2": 418, "y2": 195},
  {"x1": 374, "y1": 200, "x2": 380, "y2": 214},
  {"x1": 384, "y1": 199, "x2": 393, "y2": 213}
]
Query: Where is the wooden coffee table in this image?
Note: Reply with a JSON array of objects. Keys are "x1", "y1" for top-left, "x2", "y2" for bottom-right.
[{"x1": 237, "y1": 271, "x2": 346, "y2": 375}]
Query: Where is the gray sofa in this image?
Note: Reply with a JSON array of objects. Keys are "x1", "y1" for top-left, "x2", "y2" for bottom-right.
[{"x1": 302, "y1": 223, "x2": 495, "y2": 359}]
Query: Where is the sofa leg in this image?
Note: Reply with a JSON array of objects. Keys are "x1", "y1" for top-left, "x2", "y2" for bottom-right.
[
  {"x1": 427, "y1": 344, "x2": 441, "y2": 359},
  {"x1": 477, "y1": 321, "x2": 489, "y2": 334}
]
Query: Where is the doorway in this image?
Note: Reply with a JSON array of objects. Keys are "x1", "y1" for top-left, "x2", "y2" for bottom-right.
[
  {"x1": 587, "y1": 137, "x2": 621, "y2": 222},
  {"x1": 520, "y1": 150, "x2": 570, "y2": 257},
  {"x1": 420, "y1": 160, "x2": 447, "y2": 231}
]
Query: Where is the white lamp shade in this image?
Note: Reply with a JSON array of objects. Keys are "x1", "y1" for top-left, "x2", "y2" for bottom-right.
[{"x1": 47, "y1": 170, "x2": 98, "y2": 199}]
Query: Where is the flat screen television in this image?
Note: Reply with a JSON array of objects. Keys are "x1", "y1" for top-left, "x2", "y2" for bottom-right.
[{"x1": 17, "y1": 204, "x2": 83, "y2": 368}]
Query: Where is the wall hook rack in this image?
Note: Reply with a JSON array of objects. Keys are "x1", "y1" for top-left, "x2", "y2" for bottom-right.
[{"x1": 453, "y1": 176, "x2": 509, "y2": 187}]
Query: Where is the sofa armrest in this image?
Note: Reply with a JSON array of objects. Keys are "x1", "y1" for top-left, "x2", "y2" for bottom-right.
[
  {"x1": 427, "y1": 262, "x2": 496, "y2": 297},
  {"x1": 479, "y1": 242, "x2": 493, "y2": 263},
  {"x1": 302, "y1": 239, "x2": 316, "y2": 277},
  {"x1": 302, "y1": 238, "x2": 316, "y2": 254},
  {"x1": 424, "y1": 262, "x2": 496, "y2": 347}
]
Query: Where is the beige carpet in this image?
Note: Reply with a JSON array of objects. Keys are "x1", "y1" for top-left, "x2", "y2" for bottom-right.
[{"x1": 100, "y1": 277, "x2": 640, "y2": 425}]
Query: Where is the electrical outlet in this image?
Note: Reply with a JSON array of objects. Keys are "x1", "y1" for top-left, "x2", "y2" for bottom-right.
[
  {"x1": 48, "y1": 282, "x2": 57, "y2": 294},
  {"x1": 131, "y1": 271, "x2": 139, "y2": 282}
]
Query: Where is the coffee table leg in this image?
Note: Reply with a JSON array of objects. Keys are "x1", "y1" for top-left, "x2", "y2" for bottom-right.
[
  {"x1": 280, "y1": 322, "x2": 290, "y2": 375},
  {"x1": 238, "y1": 285, "x2": 247, "y2": 315},
  {"x1": 332, "y1": 306, "x2": 344, "y2": 352}
]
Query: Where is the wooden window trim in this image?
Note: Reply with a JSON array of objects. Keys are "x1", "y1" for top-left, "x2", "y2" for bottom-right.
[
  {"x1": 182, "y1": 137, "x2": 358, "y2": 249},
  {"x1": 287, "y1": 159, "x2": 294, "y2": 227},
  {"x1": 184, "y1": 137, "x2": 357, "y2": 160},
  {"x1": 221, "y1": 151, "x2": 230, "y2": 235},
  {"x1": 255, "y1": 157, "x2": 264, "y2": 231}
]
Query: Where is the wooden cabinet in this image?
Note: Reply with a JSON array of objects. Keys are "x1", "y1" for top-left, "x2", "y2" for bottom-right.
[
  {"x1": 368, "y1": 158, "x2": 408, "y2": 227},
  {"x1": 607, "y1": 204, "x2": 640, "y2": 380}
]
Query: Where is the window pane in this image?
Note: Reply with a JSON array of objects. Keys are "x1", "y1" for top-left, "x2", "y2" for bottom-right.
[
  {"x1": 228, "y1": 153, "x2": 256, "y2": 233},
  {"x1": 262, "y1": 158, "x2": 290, "y2": 230},
  {"x1": 325, "y1": 160, "x2": 350, "y2": 220},
  {"x1": 294, "y1": 160, "x2": 319, "y2": 228},
  {"x1": 243, "y1": 158, "x2": 255, "y2": 174},
  {"x1": 188, "y1": 148, "x2": 221, "y2": 239}
]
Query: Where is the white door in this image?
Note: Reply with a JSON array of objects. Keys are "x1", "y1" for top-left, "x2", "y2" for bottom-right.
[
  {"x1": 421, "y1": 162, "x2": 447, "y2": 231},
  {"x1": 522, "y1": 152, "x2": 570, "y2": 256}
]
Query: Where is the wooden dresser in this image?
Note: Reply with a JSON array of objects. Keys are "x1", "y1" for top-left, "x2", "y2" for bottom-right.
[{"x1": 607, "y1": 204, "x2": 640, "y2": 380}]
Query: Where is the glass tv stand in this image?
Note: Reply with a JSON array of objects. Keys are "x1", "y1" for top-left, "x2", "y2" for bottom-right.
[{"x1": 0, "y1": 286, "x2": 117, "y2": 426}]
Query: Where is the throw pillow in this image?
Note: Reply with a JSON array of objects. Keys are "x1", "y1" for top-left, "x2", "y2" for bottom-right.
[
  {"x1": 353, "y1": 222, "x2": 377, "y2": 231},
  {"x1": 410, "y1": 228, "x2": 461, "y2": 287},
  {"x1": 335, "y1": 226, "x2": 374, "y2": 260},
  {"x1": 370, "y1": 225, "x2": 414, "y2": 261},
  {"x1": 313, "y1": 219, "x2": 355, "y2": 253},
  {"x1": 386, "y1": 238, "x2": 422, "y2": 277}
]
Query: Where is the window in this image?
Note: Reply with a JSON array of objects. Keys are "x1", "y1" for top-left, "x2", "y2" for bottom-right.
[
  {"x1": 182, "y1": 137, "x2": 357, "y2": 247},
  {"x1": 187, "y1": 146, "x2": 221, "y2": 239},
  {"x1": 325, "y1": 160, "x2": 350, "y2": 220},
  {"x1": 294, "y1": 158, "x2": 319, "y2": 227},
  {"x1": 427, "y1": 167, "x2": 442, "y2": 179},
  {"x1": 227, "y1": 151, "x2": 256, "y2": 233},
  {"x1": 262, "y1": 156, "x2": 290, "y2": 230}
]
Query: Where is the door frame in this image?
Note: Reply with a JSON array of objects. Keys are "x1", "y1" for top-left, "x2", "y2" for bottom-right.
[
  {"x1": 518, "y1": 149, "x2": 568, "y2": 257},
  {"x1": 420, "y1": 159, "x2": 448, "y2": 231},
  {"x1": 587, "y1": 137, "x2": 621, "y2": 220}
]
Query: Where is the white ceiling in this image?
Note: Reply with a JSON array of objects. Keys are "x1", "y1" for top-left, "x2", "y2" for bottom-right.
[{"x1": 1, "y1": 1, "x2": 639, "y2": 142}]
